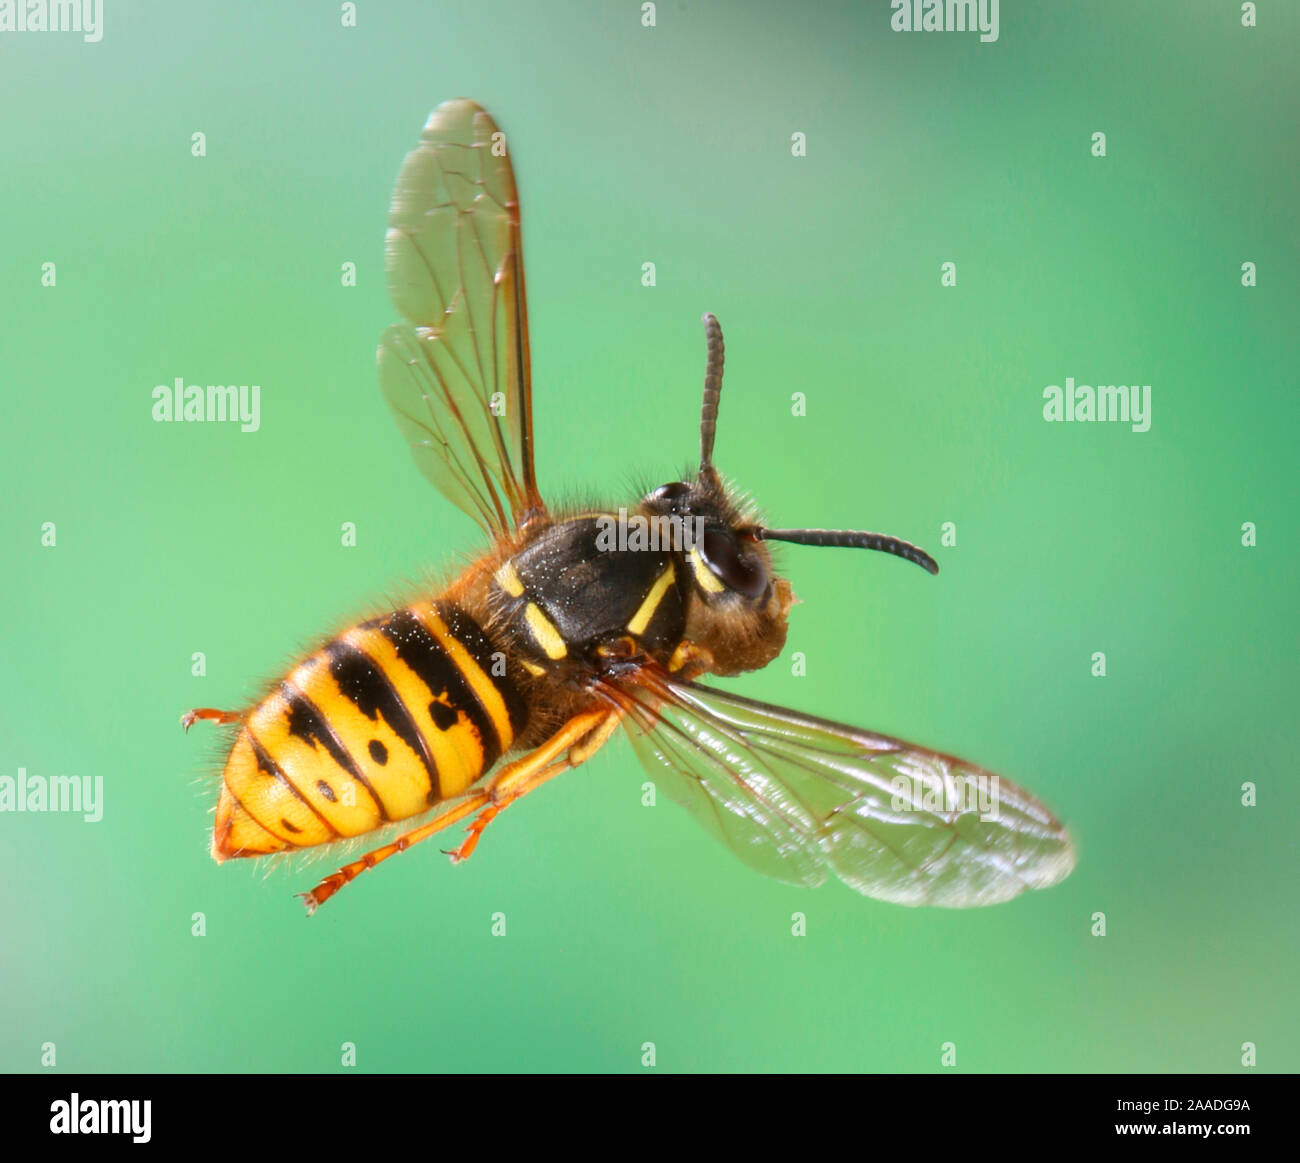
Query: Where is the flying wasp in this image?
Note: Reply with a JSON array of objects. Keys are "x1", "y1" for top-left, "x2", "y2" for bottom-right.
[{"x1": 183, "y1": 100, "x2": 1075, "y2": 913}]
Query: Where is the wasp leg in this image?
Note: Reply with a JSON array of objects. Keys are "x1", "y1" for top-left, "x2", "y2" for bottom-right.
[
  {"x1": 667, "y1": 640, "x2": 714, "y2": 679},
  {"x1": 445, "y1": 708, "x2": 624, "y2": 865},
  {"x1": 297, "y1": 793, "x2": 491, "y2": 915},
  {"x1": 443, "y1": 759, "x2": 568, "y2": 866},
  {"x1": 298, "y1": 708, "x2": 624, "y2": 911},
  {"x1": 180, "y1": 707, "x2": 242, "y2": 732}
]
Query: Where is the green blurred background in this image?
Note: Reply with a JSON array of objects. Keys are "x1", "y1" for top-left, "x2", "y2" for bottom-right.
[{"x1": 2, "y1": 0, "x2": 1296, "y2": 1073}]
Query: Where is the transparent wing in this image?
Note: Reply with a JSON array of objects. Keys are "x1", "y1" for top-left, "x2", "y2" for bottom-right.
[
  {"x1": 378, "y1": 99, "x2": 543, "y2": 535},
  {"x1": 606, "y1": 669, "x2": 1076, "y2": 908}
]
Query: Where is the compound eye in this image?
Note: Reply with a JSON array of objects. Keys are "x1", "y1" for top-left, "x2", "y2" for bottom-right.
[
  {"x1": 699, "y1": 528, "x2": 767, "y2": 597},
  {"x1": 651, "y1": 481, "x2": 690, "y2": 503}
]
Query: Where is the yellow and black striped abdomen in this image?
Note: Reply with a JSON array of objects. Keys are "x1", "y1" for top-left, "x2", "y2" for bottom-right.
[{"x1": 212, "y1": 600, "x2": 528, "y2": 861}]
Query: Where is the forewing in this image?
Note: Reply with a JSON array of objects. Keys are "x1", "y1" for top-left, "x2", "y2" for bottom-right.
[
  {"x1": 609, "y1": 671, "x2": 1075, "y2": 908},
  {"x1": 622, "y1": 682, "x2": 830, "y2": 890},
  {"x1": 378, "y1": 99, "x2": 542, "y2": 535}
]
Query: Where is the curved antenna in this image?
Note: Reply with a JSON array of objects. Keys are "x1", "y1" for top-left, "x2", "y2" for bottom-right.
[
  {"x1": 698, "y1": 312, "x2": 725, "y2": 481},
  {"x1": 755, "y1": 527, "x2": 939, "y2": 575}
]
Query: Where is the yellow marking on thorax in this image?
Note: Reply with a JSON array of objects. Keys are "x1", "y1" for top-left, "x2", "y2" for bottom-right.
[
  {"x1": 689, "y1": 547, "x2": 726, "y2": 593},
  {"x1": 626, "y1": 560, "x2": 677, "y2": 635},
  {"x1": 524, "y1": 602, "x2": 568, "y2": 660},
  {"x1": 414, "y1": 602, "x2": 519, "y2": 756},
  {"x1": 494, "y1": 560, "x2": 525, "y2": 597}
]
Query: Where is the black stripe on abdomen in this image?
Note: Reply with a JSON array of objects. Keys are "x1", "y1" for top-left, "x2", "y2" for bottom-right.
[
  {"x1": 380, "y1": 610, "x2": 505, "y2": 770},
  {"x1": 323, "y1": 639, "x2": 443, "y2": 801},
  {"x1": 436, "y1": 601, "x2": 530, "y2": 738},
  {"x1": 281, "y1": 681, "x2": 391, "y2": 819}
]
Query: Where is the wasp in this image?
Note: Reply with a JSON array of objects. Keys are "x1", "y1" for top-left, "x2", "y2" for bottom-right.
[{"x1": 183, "y1": 100, "x2": 1075, "y2": 913}]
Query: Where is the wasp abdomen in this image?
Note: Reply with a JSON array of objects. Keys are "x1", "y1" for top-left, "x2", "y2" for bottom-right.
[{"x1": 212, "y1": 600, "x2": 528, "y2": 860}]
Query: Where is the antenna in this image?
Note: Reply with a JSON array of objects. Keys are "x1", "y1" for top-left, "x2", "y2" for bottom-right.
[
  {"x1": 698, "y1": 312, "x2": 724, "y2": 482},
  {"x1": 755, "y1": 527, "x2": 939, "y2": 575}
]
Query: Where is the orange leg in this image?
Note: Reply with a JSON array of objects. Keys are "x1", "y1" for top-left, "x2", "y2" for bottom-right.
[
  {"x1": 181, "y1": 707, "x2": 241, "y2": 732},
  {"x1": 297, "y1": 707, "x2": 623, "y2": 913},
  {"x1": 443, "y1": 759, "x2": 568, "y2": 865},
  {"x1": 446, "y1": 708, "x2": 624, "y2": 864},
  {"x1": 297, "y1": 793, "x2": 490, "y2": 915}
]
